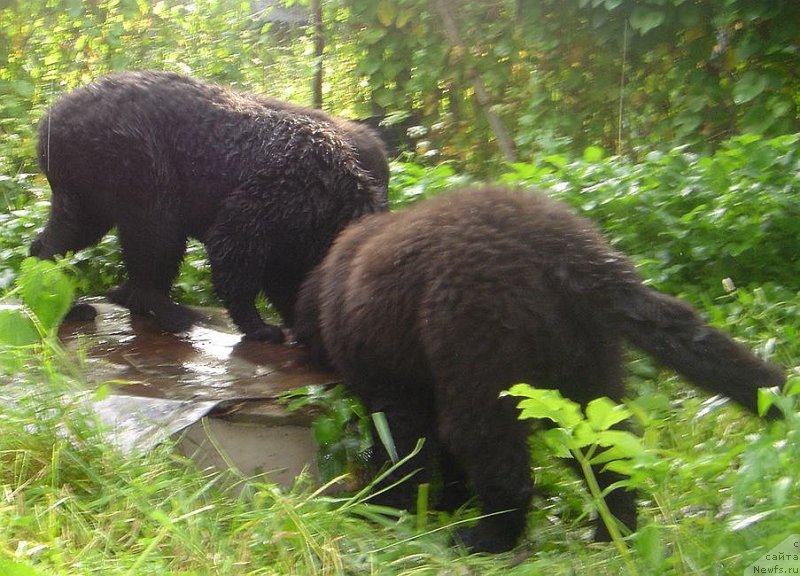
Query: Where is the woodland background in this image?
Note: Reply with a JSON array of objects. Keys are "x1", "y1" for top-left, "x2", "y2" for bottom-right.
[{"x1": 2, "y1": 0, "x2": 799, "y2": 173}]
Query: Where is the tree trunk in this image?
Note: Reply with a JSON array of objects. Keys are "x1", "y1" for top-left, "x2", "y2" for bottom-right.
[
  {"x1": 311, "y1": 0, "x2": 324, "y2": 109},
  {"x1": 433, "y1": 0, "x2": 517, "y2": 162}
]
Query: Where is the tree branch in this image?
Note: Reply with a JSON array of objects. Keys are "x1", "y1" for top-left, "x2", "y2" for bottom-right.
[{"x1": 433, "y1": 0, "x2": 517, "y2": 162}]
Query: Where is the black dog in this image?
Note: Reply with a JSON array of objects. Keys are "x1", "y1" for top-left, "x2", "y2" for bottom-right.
[
  {"x1": 294, "y1": 185, "x2": 785, "y2": 553},
  {"x1": 31, "y1": 71, "x2": 387, "y2": 341}
]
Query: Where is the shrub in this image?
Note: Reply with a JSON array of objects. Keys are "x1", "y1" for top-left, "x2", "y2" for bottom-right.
[{"x1": 498, "y1": 134, "x2": 800, "y2": 298}]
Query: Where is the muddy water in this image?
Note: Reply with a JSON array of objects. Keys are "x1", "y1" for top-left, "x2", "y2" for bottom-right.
[{"x1": 59, "y1": 300, "x2": 339, "y2": 403}]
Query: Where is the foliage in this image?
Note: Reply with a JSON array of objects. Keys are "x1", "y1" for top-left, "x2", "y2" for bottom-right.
[
  {"x1": 1, "y1": 1, "x2": 797, "y2": 306},
  {"x1": 0, "y1": 0, "x2": 327, "y2": 174},
  {"x1": 0, "y1": 257, "x2": 75, "y2": 377},
  {"x1": 504, "y1": 385, "x2": 644, "y2": 574},
  {"x1": 3, "y1": 0, "x2": 799, "y2": 175},
  {"x1": 337, "y1": 0, "x2": 800, "y2": 168},
  {"x1": 282, "y1": 384, "x2": 372, "y2": 483},
  {"x1": 0, "y1": 558, "x2": 46, "y2": 576},
  {"x1": 4, "y1": 133, "x2": 797, "y2": 310},
  {"x1": 384, "y1": 133, "x2": 800, "y2": 307},
  {"x1": 516, "y1": 0, "x2": 799, "y2": 154},
  {"x1": 505, "y1": 381, "x2": 800, "y2": 574},
  {"x1": 387, "y1": 161, "x2": 476, "y2": 208},
  {"x1": 498, "y1": 133, "x2": 800, "y2": 299}
]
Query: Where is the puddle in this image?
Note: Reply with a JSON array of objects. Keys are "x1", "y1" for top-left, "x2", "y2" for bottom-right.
[
  {"x1": 59, "y1": 300, "x2": 339, "y2": 403},
  {"x1": 46, "y1": 300, "x2": 337, "y2": 461}
]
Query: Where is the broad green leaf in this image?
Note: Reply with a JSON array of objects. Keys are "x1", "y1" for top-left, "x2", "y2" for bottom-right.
[
  {"x1": 18, "y1": 257, "x2": 74, "y2": 333},
  {"x1": 0, "y1": 307, "x2": 39, "y2": 346},
  {"x1": 595, "y1": 430, "x2": 645, "y2": 458},
  {"x1": 673, "y1": 111, "x2": 702, "y2": 137},
  {"x1": 332, "y1": 398, "x2": 355, "y2": 427},
  {"x1": 583, "y1": 145, "x2": 605, "y2": 162},
  {"x1": 629, "y1": 7, "x2": 665, "y2": 35},
  {"x1": 504, "y1": 383, "x2": 535, "y2": 398},
  {"x1": 372, "y1": 411, "x2": 398, "y2": 463},
  {"x1": 540, "y1": 428, "x2": 574, "y2": 458},
  {"x1": 0, "y1": 558, "x2": 46, "y2": 576},
  {"x1": 312, "y1": 415, "x2": 341, "y2": 447},
  {"x1": 757, "y1": 386, "x2": 779, "y2": 417},
  {"x1": 784, "y1": 377, "x2": 800, "y2": 398},
  {"x1": 359, "y1": 55, "x2": 383, "y2": 75},
  {"x1": 543, "y1": 154, "x2": 567, "y2": 169},
  {"x1": 603, "y1": 458, "x2": 635, "y2": 476},
  {"x1": 396, "y1": 8, "x2": 414, "y2": 28},
  {"x1": 585, "y1": 397, "x2": 631, "y2": 431},
  {"x1": 588, "y1": 444, "x2": 630, "y2": 465},
  {"x1": 361, "y1": 28, "x2": 387, "y2": 45},
  {"x1": 376, "y1": 0, "x2": 395, "y2": 27},
  {"x1": 511, "y1": 385, "x2": 584, "y2": 428},
  {"x1": 741, "y1": 104, "x2": 777, "y2": 133},
  {"x1": 634, "y1": 524, "x2": 666, "y2": 568},
  {"x1": 572, "y1": 421, "x2": 598, "y2": 449},
  {"x1": 733, "y1": 71, "x2": 770, "y2": 105}
]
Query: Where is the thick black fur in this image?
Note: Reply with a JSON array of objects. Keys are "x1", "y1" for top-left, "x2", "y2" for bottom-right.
[
  {"x1": 30, "y1": 70, "x2": 387, "y2": 340},
  {"x1": 256, "y1": 97, "x2": 390, "y2": 199},
  {"x1": 294, "y1": 186, "x2": 786, "y2": 553}
]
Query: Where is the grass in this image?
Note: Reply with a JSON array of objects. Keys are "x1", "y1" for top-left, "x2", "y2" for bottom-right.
[{"x1": 1, "y1": 293, "x2": 798, "y2": 576}]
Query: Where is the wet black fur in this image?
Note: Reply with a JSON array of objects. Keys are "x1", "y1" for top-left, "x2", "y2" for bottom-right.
[
  {"x1": 294, "y1": 185, "x2": 786, "y2": 553},
  {"x1": 31, "y1": 70, "x2": 387, "y2": 340}
]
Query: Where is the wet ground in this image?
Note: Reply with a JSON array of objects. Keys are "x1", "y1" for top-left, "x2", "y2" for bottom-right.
[
  {"x1": 59, "y1": 299, "x2": 339, "y2": 405},
  {"x1": 51, "y1": 299, "x2": 339, "y2": 482}
]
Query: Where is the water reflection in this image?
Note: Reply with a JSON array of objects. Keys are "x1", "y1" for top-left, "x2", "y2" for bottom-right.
[{"x1": 59, "y1": 301, "x2": 338, "y2": 402}]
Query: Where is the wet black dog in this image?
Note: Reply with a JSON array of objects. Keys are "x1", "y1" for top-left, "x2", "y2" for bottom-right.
[
  {"x1": 31, "y1": 71, "x2": 387, "y2": 341},
  {"x1": 294, "y1": 185, "x2": 785, "y2": 553}
]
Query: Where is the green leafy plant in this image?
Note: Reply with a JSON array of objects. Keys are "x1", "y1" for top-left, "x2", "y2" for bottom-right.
[
  {"x1": 504, "y1": 384, "x2": 644, "y2": 573},
  {"x1": 0, "y1": 256, "x2": 74, "y2": 343},
  {"x1": 757, "y1": 376, "x2": 800, "y2": 420},
  {"x1": 0, "y1": 256, "x2": 78, "y2": 379},
  {"x1": 388, "y1": 161, "x2": 475, "y2": 207},
  {"x1": 501, "y1": 134, "x2": 800, "y2": 300},
  {"x1": 0, "y1": 557, "x2": 47, "y2": 576},
  {"x1": 505, "y1": 376, "x2": 799, "y2": 574},
  {"x1": 282, "y1": 384, "x2": 373, "y2": 483}
]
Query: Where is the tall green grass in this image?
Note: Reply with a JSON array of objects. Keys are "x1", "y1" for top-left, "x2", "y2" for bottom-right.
[{"x1": 0, "y1": 374, "x2": 622, "y2": 575}]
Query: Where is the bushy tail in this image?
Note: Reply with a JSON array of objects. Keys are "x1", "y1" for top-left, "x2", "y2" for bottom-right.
[{"x1": 613, "y1": 286, "x2": 785, "y2": 414}]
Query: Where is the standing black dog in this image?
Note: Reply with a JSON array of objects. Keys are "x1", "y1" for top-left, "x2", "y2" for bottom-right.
[
  {"x1": 31, "y1": 70, "x2": 387, "y2": 341},
  {"x1": 294, "y1": 185, "x2": 785, "y2": 553}
]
